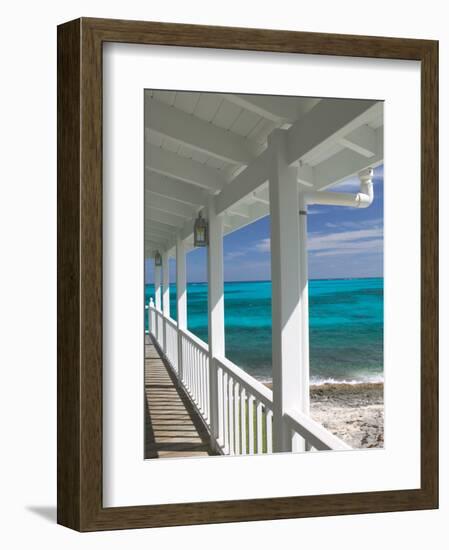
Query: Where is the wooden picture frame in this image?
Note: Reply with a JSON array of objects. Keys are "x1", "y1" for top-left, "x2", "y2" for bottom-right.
[{"x1": 57, "y1": 17, "x2": 438, "y2": 531}]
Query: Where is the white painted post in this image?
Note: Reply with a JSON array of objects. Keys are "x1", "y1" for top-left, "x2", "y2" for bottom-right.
[
  {"x1": 154, "y1": 261, "x2": 162, "y2": 343},
  {"x1": 154, "y1": 262, "x2": 161, "y2": 311},
  {"x1": 176, "y1": 235, "x2": 187, "y2": 382},
  {"x1": 297, "y1": 192, "x2": 311, "y2": 452},
  {"x1": 268, "y1": 129, "x2": 305, "y2": 453},
  {"x1": 162, "y1": 252, "x2": 170, "y2": 317},
  {"x1": 149, "y1": 298, "x2": 154, "y2": 336},
  {"x1": 162, "y1": 251, "x2": 170, "y2": 353},
  {"x1": 207, "y1": 198, "x2": 225, "y2": 449}
]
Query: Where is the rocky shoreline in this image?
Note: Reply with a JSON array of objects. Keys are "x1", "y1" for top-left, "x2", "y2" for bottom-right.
[
  {"x1": 264, "y1": 382, "x2": 384, "y2": 449},
  {"x1": 310, "y1": 383, "x2": 384, "y2": 448}
]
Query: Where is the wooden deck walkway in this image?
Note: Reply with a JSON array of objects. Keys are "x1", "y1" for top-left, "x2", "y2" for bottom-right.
[{"x1": 145, "y1": 336, "x2": 217, "y2": 459}]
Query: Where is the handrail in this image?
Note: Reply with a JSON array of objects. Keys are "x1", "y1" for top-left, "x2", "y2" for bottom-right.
[
  {"x1": 149, "y1": 304, "x2": 208, "y2": 353},
  {"x1": 284, "y1": 407, "x2": 351, "y2": 451},
  {"x1": 164, "y1": 314, "x2": 178, "y2": 329},
  {"x1": 179, "y1": 326, "x2": 209, "y2": 354},
  {"x1": 150, "y1": 306, "x2": 177, "y2": 332},
  {"x1": 215, "y1": 354, "x2": 273, "y2": 410}
]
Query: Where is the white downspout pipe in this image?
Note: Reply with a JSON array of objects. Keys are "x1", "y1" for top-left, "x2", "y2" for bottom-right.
[
  {"x1": 304, "y1": 168, "x2": 374, "y2": 208},
  {"x1": 297, "y1": 166, "x2": 374, "y2": 452}
]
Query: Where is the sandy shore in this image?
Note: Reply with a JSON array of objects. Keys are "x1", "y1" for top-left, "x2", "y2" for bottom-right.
[{"x1": 265, "y1": 382, "x2": 384, "y2": 449}]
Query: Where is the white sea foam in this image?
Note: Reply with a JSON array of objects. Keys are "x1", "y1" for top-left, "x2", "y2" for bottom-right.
[
  {"x1": 254, "y1": 374, "x2": 384, "y2": 386},
  {"x1": 310, "y1": 375, "x2": 384, "y2": 386}
]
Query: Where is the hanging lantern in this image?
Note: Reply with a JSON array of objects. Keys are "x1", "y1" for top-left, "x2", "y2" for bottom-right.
[
  {"x1": 154, "y1": 251, "x2": 162, "y2": 266},
  {"x1": 194, "y1": 212, "x2": 208, "y2": 247}
]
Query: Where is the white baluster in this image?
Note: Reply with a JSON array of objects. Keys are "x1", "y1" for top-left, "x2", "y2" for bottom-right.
[
  {"x1": 228, "y1": 377, "x2": 235, "y2": 455},
  {"x1": 248, "y1": 395, "x2": 255, "y2": 455},
  {"x1": 222, "y1": 371, "x2": 229, "y2": 455},
  {"x1": 256, "y1": 401, "x2": 263, "y2": 454},
  {"x1": 266, "y1": 410, "x2": 273, "y2": 454},
  {"x1": 234, "y1": 382, "x2": 240, "y2": 454},
  {"x1": 240, "y1": 388, "x2": 247, "y2": 455}
]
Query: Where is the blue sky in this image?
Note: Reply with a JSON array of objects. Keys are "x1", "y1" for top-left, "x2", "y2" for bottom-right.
[{"x1": 145, "y1": 165, "x2": 383, "y2": 283}]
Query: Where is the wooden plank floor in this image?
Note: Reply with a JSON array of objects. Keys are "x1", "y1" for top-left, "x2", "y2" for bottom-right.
[{"x1": 144, "y1": 336, "x2": 217, "y2": 459}]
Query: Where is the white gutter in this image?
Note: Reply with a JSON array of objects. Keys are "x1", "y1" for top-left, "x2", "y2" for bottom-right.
[{"x1": 304, "y1": 167, "x2": 374, "y2": 208}]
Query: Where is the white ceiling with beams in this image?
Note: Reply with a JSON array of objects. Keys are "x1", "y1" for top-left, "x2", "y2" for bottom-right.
[{"x1": 144, "y1": 90, "x2": 383, "y2": 259}]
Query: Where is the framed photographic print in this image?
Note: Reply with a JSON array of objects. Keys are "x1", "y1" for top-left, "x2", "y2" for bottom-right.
[{"x1": 57, "y1": 17, "x2": 438, "y2": 531}]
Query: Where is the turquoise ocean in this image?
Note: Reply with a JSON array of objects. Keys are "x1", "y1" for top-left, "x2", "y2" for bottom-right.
[{"x1": 145, "y1": 277, "x2": 383, "y2": 385}]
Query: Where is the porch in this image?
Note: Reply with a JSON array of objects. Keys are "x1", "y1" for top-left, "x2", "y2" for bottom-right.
[{"x1": 145, "y1": 92, "x2": 383, "y2": 456}]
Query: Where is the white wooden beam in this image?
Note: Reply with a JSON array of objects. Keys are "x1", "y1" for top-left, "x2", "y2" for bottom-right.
[
  {"x1": 215, "y1": 148, "x2": 271, "y2": 214},
  {"x1": 145, "y1": 223, "x2": 176, "y2": 238},
  {"x1": 296, "y1": 163, "x2": 315, "y2": 187},
  {"x1": 146, "y1": 208, "x2": 186, "y2": 228},
  {"x1": 147, "y1": 192, "x2": 197, "y2": 219},
  {"x1": 286, "y1": 100, "x2": 379, "y2": 165},
  {"x1": 339, "y1": 125, "x2": 378, "y2": 158},
  {"x1": 145, "y1": 235, "x2": 169, "y2": 246},
  {"x1": 145, "y1": 240, "x2": 168, "y2": 254},
  {"x1": 146, "y1": 219, "x2": 179, "y2": 235},
  {"x1": 147, "y1": 227, "x2": 176, "y2": 241},
  {"x1": 214, "y1": 100, "x2": 382, "y2": 214},
  {"x1": 147, "y1": 145, "x2": 225, "y2": 192},
  {"x1": 309, "y1": 128, "x2": 383, "y2": 190},
  {"x1": 221, "y1": 94, "x2": 319, "y2": 123},
  {"x1": 251, "y1": 189, "x2": 269, "y2": 205},
  {"x1": 146, "y1": 233, "x2": 177, "y2": 251},
  {"x1": 172, "y1": 200, "x2": 269, "y2": 251},
  {"x1": 224, "y1": 202, "x2": 269, "y2": 237},
  {"x1": 146, "y1": 96, "x2": 258, "y2": 164},
  {"x1": 227, "y1": 203, "x2": 250, "y2": 219},
  {"x1": 146, "y1": 172, "x2": 210, "y2": 206}
]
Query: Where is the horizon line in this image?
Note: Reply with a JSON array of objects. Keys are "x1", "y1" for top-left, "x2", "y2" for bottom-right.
[{"x1": 145, "y1": 275, "x2": 384, "y2": 285}]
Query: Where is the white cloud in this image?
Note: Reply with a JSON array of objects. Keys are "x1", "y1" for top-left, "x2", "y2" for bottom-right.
[
  {"x1": 225, "y1": 250, "x2": 246, "y2": 260},
  {"x1": 255, "y1": 238, "x2": 271, "y2": 253},
  {"x1": 335, "y1": 217, "x2": 383, "y2": 230},
  {"x1": 307, "y1": 207, "x2": 328, "y2": 215},
  {"x1": 309, "y1": 226, "x2": 383, "y2": 258},
  {"x1": 253, "y1": 219, "x2": 383, "y2": 259},
  {"x1": 312, "y1": 238, "x2": 383, "y2": 257}
]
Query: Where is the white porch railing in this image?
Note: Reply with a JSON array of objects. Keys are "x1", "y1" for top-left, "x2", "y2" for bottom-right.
[
  {"x1": 180, "y1": 328, "x2": 210, "y2": 423},
  {"x1": 148, "y1": 304, "x2": 350, "y2": 455},
  {"x1": 164, "y1": 315, "x2": 178, "y2": 373},
  {"x1": 215, "y1": 354, "x2": 273, "y2": 455}
]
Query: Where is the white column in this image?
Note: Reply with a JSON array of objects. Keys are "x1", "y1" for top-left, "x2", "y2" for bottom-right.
[
  {"x1": 154, "y1": 261, "x2": 161, "y2": 311},
  {"x1": 162, "y1": 251, "x2": 170, "y2": 317},
  {"x1": 207, "y1": 198, "x2": 225, "y2": 447},
  {"x1": 148, "y1": 298, "x2": 154, "y2": 336},
  {"x1": 154, "y1": 260, "x2": 162, "y2": 345},
  {"x1": 297, "y1": 192, "x2": 311, "y2": 451},
  {"x1": 268, "y1": 129, "x2": 305, "y2": 453},
  {"x1": 176, "y1": 235, "x2": 187, "y2": 381},
  {"x1": 162, "y1": 251, "x2": 170, "y2": 353}
]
